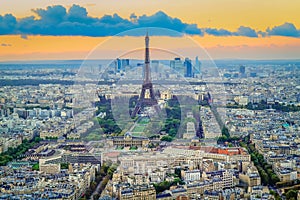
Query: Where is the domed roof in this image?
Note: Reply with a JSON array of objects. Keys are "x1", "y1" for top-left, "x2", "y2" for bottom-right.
[{"x1": 124, "y1": 132, "x2": 132, "y2": 138}]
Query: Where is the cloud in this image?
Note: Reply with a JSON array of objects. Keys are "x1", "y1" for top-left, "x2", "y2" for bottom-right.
[
  {"x1": 257, "y1": 31, "x2": 267, "y2": 37},
  {"x1": 33, "y1": 5, "x2": 67, "y2": 25},
  {"x1": 204, "y1": 28, "x2": 232, "y2": 36},
  {"x1": 204, "y1": 24, "x2": 300, "y2": 38},
  {"x1": 204, "y1": 26, "x2": 258, "y2": 37},
  {"x1": 1, "y1": 43, "x2": 12, "y2": 47},
  {"x1": 235, "y1": 26, "x2": 258, "y2": 37},
  {"x1": 0, "y1": 4, "x2": 299, "y2": 38},
  {"x1": 130, "y1": 13, "x2": 137, "y2": 23},
  {"x1": 185, "y1": 24, "x2": 202, "y2": 35},
  {"x1": 0, "y1": 14, "x2": 17, "y2": 34},
  {"x1": 266, "y1": 22, "x2": 300, "y2": 37},
  {"x1": 136, "y1": 11, "x2": 201, "y2": 35},
  {"x1": 0, "y1": 5, "x2": 201, "y2": 37}
]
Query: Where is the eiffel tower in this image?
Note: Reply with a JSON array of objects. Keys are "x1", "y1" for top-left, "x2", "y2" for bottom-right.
[{"x1": 131, "y1": 32, "x2": 159, "y2": 118}]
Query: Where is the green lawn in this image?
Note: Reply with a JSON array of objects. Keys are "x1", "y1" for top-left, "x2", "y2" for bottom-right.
[
  {"x1": 84, "y1": 132, "x2": 102, "y2": 141},
  {"x1": 138, "y1": 117, "x2": 150, "y2": 124},
  {"x1": 131, "y1": 117, "x2": 150, "y2": 133},
  {"x1": 132, "y1": 125, "x2": 145, "y2": 133},
  {"x1": 129, "y1": 146, "x2": 138, "y2": 150}
]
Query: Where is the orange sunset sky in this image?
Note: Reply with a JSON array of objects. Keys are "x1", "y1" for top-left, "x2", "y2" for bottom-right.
[{"x1": 0, "y1": 0, "x2": 300, "y2": 61}]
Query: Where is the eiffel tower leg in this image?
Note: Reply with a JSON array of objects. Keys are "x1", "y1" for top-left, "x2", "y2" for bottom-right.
[
  {"x1": 131, "y1": 103, "x2": 141, "y2": 118},
  {"x1": 149, "y1": 88, "x2": 155, "y2": 100}
]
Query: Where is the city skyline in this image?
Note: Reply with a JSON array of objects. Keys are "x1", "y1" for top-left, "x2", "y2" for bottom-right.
[{"x1": 1, "y1": 1, "x2": 300, "y2": 199}]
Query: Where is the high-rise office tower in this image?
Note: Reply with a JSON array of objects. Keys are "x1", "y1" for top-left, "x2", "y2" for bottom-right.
[
  {"x1": 116, "y1": 58, "x2": 130, "y2": 72},
  {"x1": 239, "y1": 65, "x2": 246, "y2": 74},
  {"x1": 170, "y1": 57, "x2": 185, "y2": 76},
  {"x1": 195, "y1": 56, "x2": 201, "y2": 74},
  {"x1": 239, "y1": 65, "x2": 246, "y2": 78},
  {"x1": 116, "y1": 58, "x2": 122, "y2": 72},
  {"x1": 121, "y1": 59, "x2": 130, "y2": 71},
  {"x1": 184, "y1": 58, "x2": 193, "y2": 77}
]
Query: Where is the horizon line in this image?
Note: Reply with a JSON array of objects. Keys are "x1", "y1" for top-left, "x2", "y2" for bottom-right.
[{"x1": 1, "y1": 58, "x2": 300, "y2": 64}]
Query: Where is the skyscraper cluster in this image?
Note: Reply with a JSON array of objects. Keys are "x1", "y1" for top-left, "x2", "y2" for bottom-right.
[{"x1": 169, "y1": 57, "x2": 201, "y2": 78}]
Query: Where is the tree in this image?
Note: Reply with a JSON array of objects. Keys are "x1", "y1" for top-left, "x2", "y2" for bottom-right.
[
  {"x1": 0, "y1": 136, "x2": 40, "y2": 166},
  {"x1": 154, "y1": 181, "x2": 172, "y2": 194},
  {"x1": 270, "y1": 190, "x2": 281, "y2": 200},
  {"x1": 96, "y1": 99, "x2": 122, "y2": 134},
  {"x1": 168, "y1": 128, "x2": 177, "y2": 137},
  {"x1": 161, "y1": 136, "x2": 173, "y2": 142},
  {"x1": 32, "y1": 163, "x2": 39, "y2": 171},
  {"x1": 100, "y1": 177, "x2": 109, "y2": 191},
  {"x1": 217, "y1": 135, "x2": 228, "y2": 143},
  {"x1": 270, "y1": 174, "x2": 280, "y2": 185},
  {"x1": 107, "y1": 165, "x2": 117, "y2": 177},
  {"x1": 260, "y1": 171, "x2": 269, "y2": 185},
  {"x1": 60, "y1": 163, "x2": 69, "y2": 170},
  {"x1": 286, "y1": 190, "x2": 297, "y2": 200},
  {"x1": 34, "y1": 137, "x2": 41, "y2": 143},
  {"x1": 221, "y1": 126, "x2": 230, "y2": 138},
  {"x1": 231, "y1": 136, "x2": 240, "y2": 141},
  {"x1": 241, "y1": 135, "x2": 280, "y2": 186},
  {"x1": 148, "y1": 143, "x2": 156, "y2": 148},
  {"x1": 174, "y1": 168, "x2": 182, "y2": 179}
]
